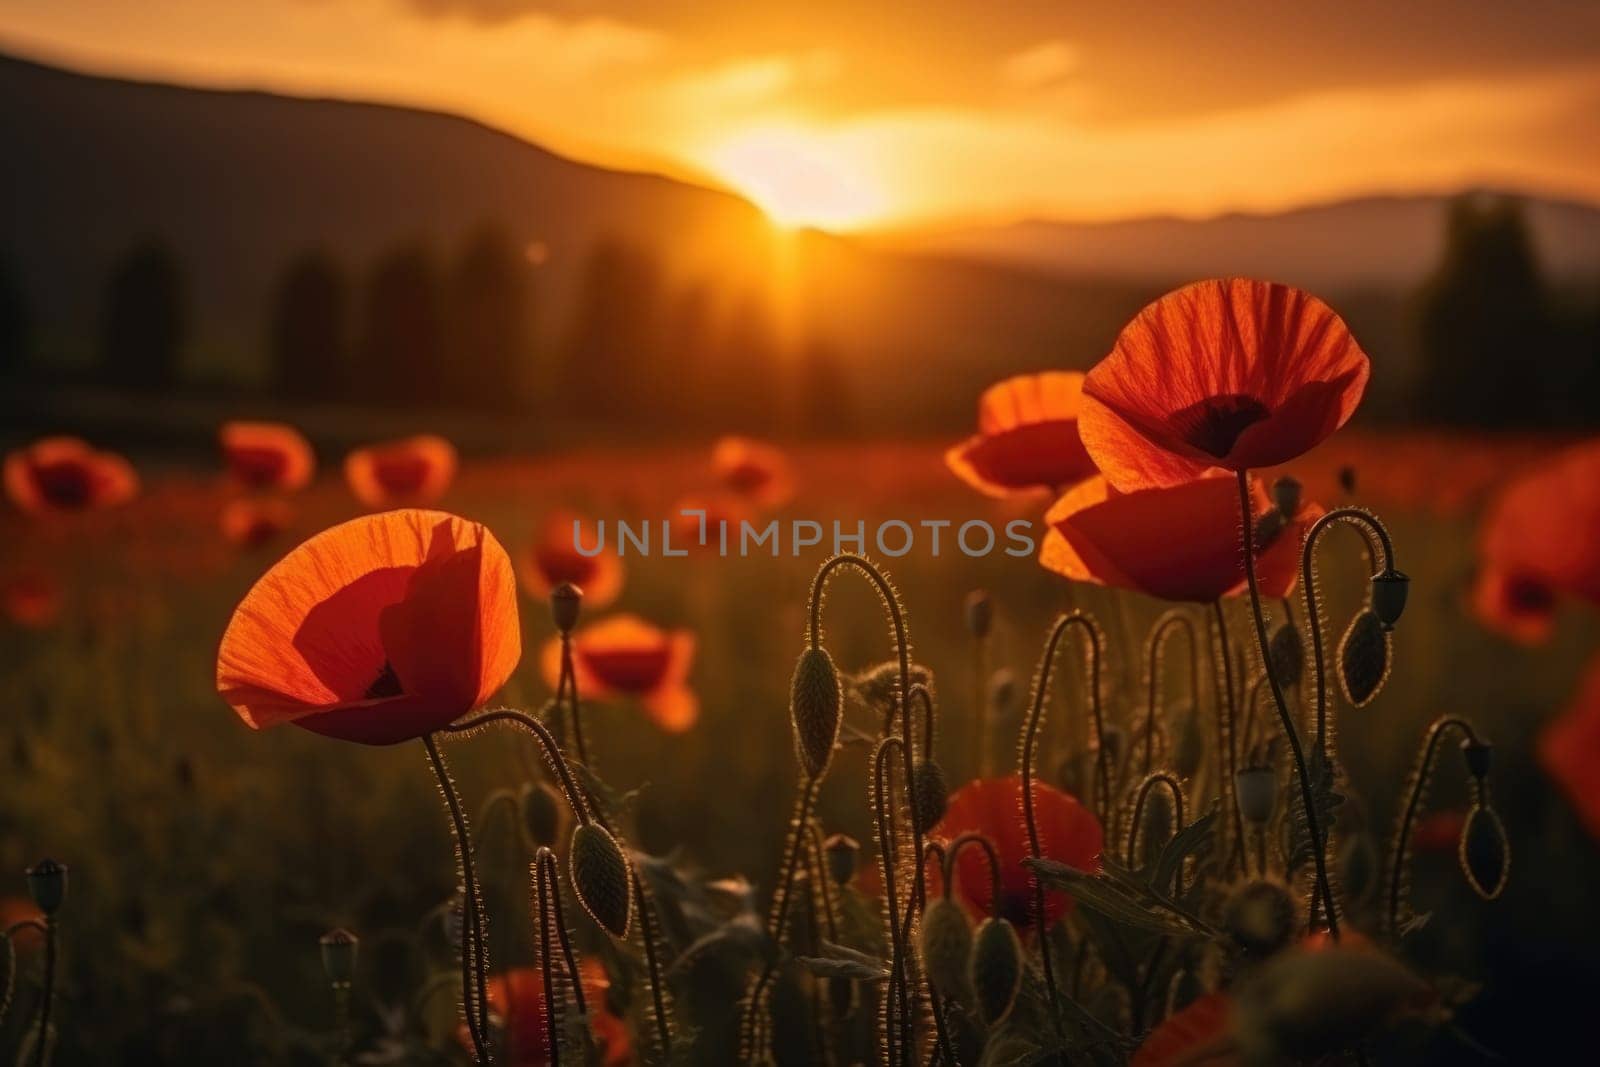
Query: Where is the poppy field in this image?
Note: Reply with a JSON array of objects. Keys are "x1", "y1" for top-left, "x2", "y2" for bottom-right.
[{"x1": 5, "y1": 281, "x2": 1600, "y2": 1067}]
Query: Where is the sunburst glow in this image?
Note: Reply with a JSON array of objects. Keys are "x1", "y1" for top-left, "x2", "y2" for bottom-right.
[{"x1": 699, "y1": 126, "x2": 888, "y2": 230}]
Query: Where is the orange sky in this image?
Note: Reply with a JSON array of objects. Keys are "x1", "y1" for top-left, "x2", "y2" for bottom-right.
[{"x1": 3, "y1": 0, "x2": 1598, "y2": 229}]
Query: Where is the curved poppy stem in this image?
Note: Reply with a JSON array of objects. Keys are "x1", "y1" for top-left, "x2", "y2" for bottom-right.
[
  {"x1": 533, "y1": 847, "x2": 565, "y2": 1067},
  {"x1": 535, "y1": 848, "x2": 587, "y2": 1018},
  {"x1": 943, "y1": 833, "x2": 1002, "y2": 916},
  {"x1": 558, "y1": 634, "x2": 591, "y2": 768},
  {"x1": 1300, "y1": 508, "x2": 1398, "y2": 755},
  {"x1": 1020, "y1": 610, "x2": 1109, "y2": 1040},
  {"x1": 1235, "y1": 472, "x2": 1339, "y2": 941},
  {"x1": 629, "y1": 865, "x2": 674, "y2": 1060},
  {"x1": 910, "y1": 684, "x2": 937, "y2": 762},
  {"x1": 444, "y1": 710, "x2": 592, "y2": 826},
  {"x1": 1386, "y1": 716, "x2": 1484, "y2": 938},
  {"x1": 1143, "y1": 611, "x2": 1200, "y2": 778},
  {"x1": 421, "y1": 734, "x2": 491, "y2": 1063},
  {"x1": 1126, "y1": 773, "x2": 1187, "y2": 892}
]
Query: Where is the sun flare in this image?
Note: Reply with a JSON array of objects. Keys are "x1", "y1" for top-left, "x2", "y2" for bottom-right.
[{"x1": 699, "y1": 125, "x2": 888, "y2": 230}]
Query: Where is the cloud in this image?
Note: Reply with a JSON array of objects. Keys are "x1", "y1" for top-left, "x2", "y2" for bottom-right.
[
  {"x1": 403, "y1": 0, "x2": 574, "y2": 26},
  {"x1": 1001, "y1": 40, "x2": 1080, "y2": 90}
]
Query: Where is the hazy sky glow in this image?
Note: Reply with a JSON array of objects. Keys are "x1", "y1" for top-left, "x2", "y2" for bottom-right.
[{"x1": 3, "y1": 0, "x2": 1598, "y2": 228}]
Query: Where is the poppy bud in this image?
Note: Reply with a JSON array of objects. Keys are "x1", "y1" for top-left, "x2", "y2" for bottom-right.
[
  {"x1": 520, "y1": 782, "x2": 562, "y2": 848},
  {"x1": 1234, "y1": 946, "x2": 1432, "y2": 1062},
  {"x1": 791, "y1": 647, "x2": 843, "y2": 780},
  {"x1": 1458, "y1": 805, "x2": 1509, "y2": 900},
  {"x1": 1460, "y1": 738, "x2": 1492, "y2": 781},
  {"x1": 1338, "y1": 610, "x2": 1389, "y2": 707},
  {"x1": 1253, "y1": 507, "x2": 1287, "y2": 551},
  {"x1": 823, "y1": 834, "x2": 859, "y2": 886},
  {"x1": 910, "y1": 761, "x2": 949, "y2": 835},
  {"x1": 1235, "y1": 766, "x2": 1277, "y2": 825},
  {"x1": 1223, "y1": 880, "x2": 1298, "y2": 958},
  {"x1": 570, "y1": 823, "x2": 633, "y2": 939},
  {"x1": 1271, "y1": 476, "x2": 1302, "y2": 517},
  {"x1": 320, "y1": 928, "x2": 359, "y2": 988},
  {"x1": 550, "y1": 582, "x2": 583, "y2": 634},
  {"x1": 1370, "y1": 570, "x2": 1410, "y2": 630},
  {"x1": 969, "y1": 917, "x2": 1023, "y2": 1027},
  {"x1": 1268, "y1": 622, "x2": 1304, "y2": 688},
  {"x1": 964, "y1": 589, "x2": 993, "y2": 639},
  {"x1": 919, "y1": 896, "x2": 973, "y2": 997},
  {"x1": 25, "y1": 858, "x2": 66, "y2": 916}
]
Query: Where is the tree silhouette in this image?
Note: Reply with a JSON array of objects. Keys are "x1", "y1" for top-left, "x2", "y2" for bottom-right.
[
  {"x1": 1415, "y1": 196, "x2": 1552, "y2": 426},
  {"x1": 445, "y1": 223, "x2": 529, "y2": 412},
  {"x1": 796, "y1": 336, "x2": 857, "y2": 437},
  {"x1": 658, "y1": 279, "x2": 717, "y2": 426},
  {"x1": 562, "y1": 239, "x2": 662, "y2": 422},
  {"x1": 0, "y1": 254, "x2": 27, "y2": 380},
  {"x1": 712, "y1": 289, "x2": 781, "y2": 430},
  {"x1": 269, "y1": 249, "x2": 348, "y2": 402},
  {"x1": 100, "y1": 239, "x2": 184, "y2": 390},
  {"x1": 359, "y1": 241, "x2": 443, "y2": 407}
]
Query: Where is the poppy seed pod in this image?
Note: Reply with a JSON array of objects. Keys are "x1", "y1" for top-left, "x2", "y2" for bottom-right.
[
  {"x1": 919, "y1": 896, "x2": 974, "y2": 997},
  {"x1": 550, "y1": 581, "x2": 583, "y2": 634},
  {"x1": 1460, "y1": 738, "x2": 1492, "y2": 781},
  {"x1": 1459, "y1": 805, "x2": 1510, "y2": 900},
  {"x1": 569, "y1": 823, "x2": 633, "y2": 939},
  {"x1": 1223, "y1": 880, "x2": 1299, "y2": 958},
  {"x1": 1370, "y1": 570, "x2": 1410, "y2": 630},
  {"x1": 910, "y1": 760, "x2": 950, "y2": 835},
  {"x1": 520, "y1": 782, "x2": 562, "y2": 848},
  {"x1": 1234, "y1": 946, "x2": 1432, "y2": 1063},
  {"x1": 791, "y1": 647, "x2": 843, "y2": 780},
  {"x1": 1268, "y1": 622, "x2": 1304, "y2": 688},
  {"x1": 823, "y1": 834, "x2": 860, "y2": 886},
  {"x1": 1271, "y1": 476, "x2": 1302, "y2": 517},
  {"x1": 25, "y1": 858, "x2": 66, "y2": 915},
  {"x1": 964, "y1": 589, "x2": 994, "y2": 639},
  {"x1": 319, "y1": 928, "x2": 359, "y2": 988},
  {"x1": 969, "y1": 917, "x2": 1023, "y2": 1026},
  {"x1": 1338, "y1": 610, "x2": 1390, "y2": 707},
  {"x1": 1235, "y1": 766, "x2": 1277, "y2": 825}
]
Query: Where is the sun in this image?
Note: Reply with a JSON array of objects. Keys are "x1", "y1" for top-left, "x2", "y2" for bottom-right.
[{"x1": 699, "y1": 125, "x2": 888, "y2": 231}]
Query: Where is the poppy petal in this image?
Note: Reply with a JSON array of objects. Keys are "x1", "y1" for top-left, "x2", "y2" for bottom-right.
[{"x1": 947, "y1": 372, "x2": 1098, "y2": 497}]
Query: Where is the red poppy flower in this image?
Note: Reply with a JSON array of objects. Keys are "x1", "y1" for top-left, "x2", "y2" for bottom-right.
[
  {"x1": 1040, "y1": 473, "x2": 1319, "y2": 602},
  {"x1": 933, "y1": 775, "x2": 1103, "y2": 930},
  {"x1": 520, "y1": 510, "x2": 623, "y2": 609},
  {"x1": 458, "y1": 961, "x2": 631, "y2": 1067},
  {"x1": 1080, "y1": 279, "x2": 1370, "y2": 491},
  {"x1": 220, "y1": 498, "x2": 295, "y2": 549},
  {"x1": 4, "y1": 437, "x2": 139, "y2": 516},
  {"x1": 0, "y1": 896, "x2": 45, "y2": 955},
  {"x1": 1539, "y1": 652, "x2": 1600, "y2": 842},
  {"x1": 1131, "y1": 993, "x2": 1236, "y2": 1067},
  {"x1": 712, "y1": 436, "x2": 795, "y2": 509},
  {"x1": 2, "y1": 571, "x2": 62, "y2": 629},
  {"x1": 345, "y1": 435, "x2": 457, "y2": 509},
  {"x1": 668, "y1": 493, "x2": 751, "y2": 554},
  {"x1": 216, "y1": 509, "x2": 520, "y2": 745},
  {"x1": 219, "y1": 421, "x2": 315, "y2": 492},
  {"x1": 1472, "y1": 442, "x2": 1600, "y2": 644},
  {"x1": 542, "y1": 614, "x2": 697, "y2": 732},
  {"x1": 946, "y1": 372, "x2": 1099, "y2": 497}
]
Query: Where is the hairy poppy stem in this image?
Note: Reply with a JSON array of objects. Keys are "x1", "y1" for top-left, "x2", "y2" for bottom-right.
[
  {"x1": 871, "y1": 737, "x2": 914, "y2": 1066},
  {"x1": 1236, "y1": 471, "x2": 1340, "y2": 941},
  {"x1": 533, "y1": 848, "x2": 566, "y2": 1067},
  {"x1": 1143, "y1": 611, "x2": 1200, "y2": 778},
  {"x1": 1299, "y1": 508, "x2": 1397, "y2": 756},
  {"x1": 445, "y1": 710, "x2": 592, "y2": 826},
  {"x1": 558, "y1": 635, "x2": 591, "y2": 768},
  {"x1": 1210, "y1": 601, "x2": 1248, "y2": 874},
  {"x1": 943, "y1": 833, "x2": 1003, "y2": 914},
  {"x1": 31, "y1": 915, "x2": 56, "y2": 1067},
  {"x1": 1386, "y1": 716, "x2": 1484, "y2": 938},
  {"x1": 1127, "y1": 773, "x2": 1187, "y2": 893},
  {"x1": 739, "y1": 776, "x2": 822, "y2": 1060},
  {"x1": 422, "y1": 734, "x2": 491, "y2": 1063},
  {"x1": 1020, "y1": 610, "x2": 1109, "y2": 1042}
]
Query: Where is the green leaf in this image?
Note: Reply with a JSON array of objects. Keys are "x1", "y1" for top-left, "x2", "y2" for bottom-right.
[
  {"x1": 1153, "y1": 811, "x2": 1219, "y2": 893},
  {"x1": 1024, "y1": 859, "x2": 1201, "y2": 938}
]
